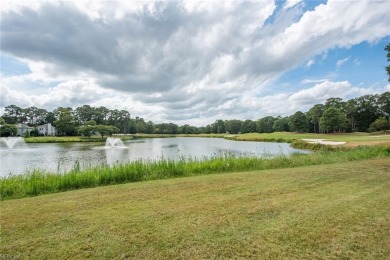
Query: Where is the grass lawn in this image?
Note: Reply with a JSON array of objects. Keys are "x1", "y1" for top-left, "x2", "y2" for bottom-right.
[
  {"x1": 180, "y1": 132, "x2": 390, "y2": 147},
  {"x1": 214, "y1": 132, "x2": 390, "y2": 147},
  {"x1": 1, "y1": 158, "x2": 389, "y2": 259}
]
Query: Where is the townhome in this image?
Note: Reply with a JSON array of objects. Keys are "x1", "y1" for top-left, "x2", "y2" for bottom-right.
[
  {"x1": 37, "y1": 123, "x2": 57, "y2": 136},
  {"x1": 15, "y1": 123, "x2": 33, "y2": 136}
]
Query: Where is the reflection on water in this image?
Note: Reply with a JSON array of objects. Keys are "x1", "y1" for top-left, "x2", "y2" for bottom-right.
[
  {"x1": 105, "y1": 147, "x2": 131, "y2": 166},
  {"x1": 0, "y1": 137, "x2": 309, "y2": 176}
]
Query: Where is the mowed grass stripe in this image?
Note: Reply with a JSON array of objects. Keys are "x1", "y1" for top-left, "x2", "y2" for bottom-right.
[{"x1": 1, "y1": 158, "x2": 389, "y2": 259}]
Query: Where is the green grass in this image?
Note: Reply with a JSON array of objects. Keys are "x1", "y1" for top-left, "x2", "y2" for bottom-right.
[
  {"x1": 1, "y1": 146, "x2": 390, "y2": 200},
  {"x1": 134, "y1": 133, "x2": 176, "y2": 138},
  {"x1": 234, "y1": 132, "x2": 390, "y2": 142},
  {"x1": 1, "y1": 158, "x2": 389, "y2": 259},
  {"x1": 180, "y1": 132, "x2": 390, "y2": 147}
]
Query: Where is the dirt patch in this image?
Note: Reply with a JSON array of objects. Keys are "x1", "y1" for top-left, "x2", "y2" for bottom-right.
[{"x1": 301, "y1": 139, "x2": 346, "y2": 146}]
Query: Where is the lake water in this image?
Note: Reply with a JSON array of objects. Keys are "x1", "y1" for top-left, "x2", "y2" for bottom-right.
[{"x1": 0, "y1": 137, "x2": 308, "y2": 176}]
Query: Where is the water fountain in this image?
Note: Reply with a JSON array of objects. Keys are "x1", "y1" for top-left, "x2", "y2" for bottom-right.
[
  {"x1": 0, "y1": 137, "x2": 27, "y2": 149},
  {"x1": 105, "y1": 137, "x2": 126, "y2": 148}
]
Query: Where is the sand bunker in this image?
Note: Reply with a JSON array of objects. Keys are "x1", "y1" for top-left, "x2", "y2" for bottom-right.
[{"x1": 301, "y1": 139, "x2": 346, "y2": 145}]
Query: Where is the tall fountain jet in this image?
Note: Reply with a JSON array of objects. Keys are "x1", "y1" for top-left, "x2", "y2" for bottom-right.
[
  {"x1": 0, "y1": 137, "x2": 27, "y2": 149},
  {"x1": 105, "y1": 137, "x2": 126, "y2": 148}
]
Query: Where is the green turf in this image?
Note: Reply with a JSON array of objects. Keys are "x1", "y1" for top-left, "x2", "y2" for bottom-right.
[{"x1": 1, "y1": 158, "x2": 389, "y2": 259}]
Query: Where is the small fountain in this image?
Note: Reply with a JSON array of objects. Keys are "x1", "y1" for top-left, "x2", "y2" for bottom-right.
[
  {"x1": 105, "y1": 137, "x2": 126, "y2": 148},
  {"x1": 0, "y1": 137, "x2": 27, "y2": 149}
]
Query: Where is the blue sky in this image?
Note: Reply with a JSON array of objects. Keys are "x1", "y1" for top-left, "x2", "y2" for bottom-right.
[
  {"x1": 272, "y1": 39, "x2": 389, "y2": 93},
  {"x1": 1, "y1": 0, "x2": 389, "y2": 126}
]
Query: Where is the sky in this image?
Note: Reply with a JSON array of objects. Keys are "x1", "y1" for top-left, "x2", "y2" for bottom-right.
[{"x1": 1, "y1": 0, "x2": 389, "y2": 126}]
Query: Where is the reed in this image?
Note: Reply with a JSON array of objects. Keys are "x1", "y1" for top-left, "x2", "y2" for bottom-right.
[{"x1": 1, "y1": 146, "x2": 389, "y2": 200}]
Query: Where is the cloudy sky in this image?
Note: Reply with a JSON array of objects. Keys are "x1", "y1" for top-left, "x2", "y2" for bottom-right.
[{"x1": 1, "y1": 0, "x2": 389, "y2": 126}]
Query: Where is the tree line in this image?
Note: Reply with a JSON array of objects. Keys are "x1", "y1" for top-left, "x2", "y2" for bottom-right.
[{"x1": 0, "y1": 91, "x2": 389, "y2": 137}]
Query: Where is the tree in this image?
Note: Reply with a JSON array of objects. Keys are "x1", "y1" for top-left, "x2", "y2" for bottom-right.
[
  {"x1": 378, "y1": 91, "x2": 390, "y2": 130},
  {"x1": 145, "y1": 121, "x2": 155, "y2": 134},
  {"x1": 85, "y1": 120, "x2": 97, "y2": 126},
  {"x1": 23, "y1": 107, "x2": 49, "y2": 126},
  {"x1": 78, "y1": 125, "x2": 95, "y2": 137},
  {"x1": 385, "y1": 42, "x2": 390, "y2": 81},
  {"x1": 24, "y1": 106, "x2": 47, "y2": 126},
  {"x1": 225, "y1": 120, "x2": 242, "y2": 134},
  {"x1": 128, "y1": 119, "x2": 137, "y2": 134},
  {"x1": 289, "y1": 111, "x2": 309, "y2": 132},
  {"x1": 240, "y1": 120, "x2": 256, "y2": 133},
  {"x1": 0, "y1": 124, "x2": 17, "y2": 137},
  {"x1": 95, "y1": 106, "x2": 110, "y2": 125},
  {"x1": 256, "y1": 116, "x2": 275, "y2": 133},
  {"x1": 325, "y1": 97, "x2": 345, "y2": 111},
  {"x1": 344, "y1": 99, "x2": 358, "y2": 132},
  {"x1": 369, "y1": 117, "x2": 389, "y2": 133},
  {"x1": 74, "y1": 105, "x2": 95, "y2": 125},
  {"x1": 307, "y1": 104, "x2": 324, "y2": 133},
  {"x1": 30, "y1": 128, "x2": 39, "y2": 137},
  {"x1": 3, "y1": 105, "x2": 23, "y2": 124},
  {"x1": 95, "y1": 125, "x2": 120, "y2": 138},
  {"x1": 135, "y1": 117, "x2": 146, "y2": 133},
  {"x1": 319, "y1": 107, "x2": 346, "y2": 133},
  {"x1": 273, "y1": 117, "x2": 290, "y2": 132},
  {"x1": 354, "y1": 94, "x2": 380, "y2": 132},
  {"x1": 55, "y1": 109, "x2": 77, "y2": 136},
  {"x1": 210, "y1": 120, "x2": 225, "y2": 134},
  {"x1": 0, "y1": 117, "x2": 5, "y2": 125},
  {"x1": 45, "y1": 112, "x2": 56, "y2": 125}
]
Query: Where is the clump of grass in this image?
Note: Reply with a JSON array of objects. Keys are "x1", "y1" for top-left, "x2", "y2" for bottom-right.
[
  {"x1": 290, "y1": 139, "x2": 335, "y2": 150},
  {"x1": 1, "y1": 146, "x2": 389, "y2": 200}
]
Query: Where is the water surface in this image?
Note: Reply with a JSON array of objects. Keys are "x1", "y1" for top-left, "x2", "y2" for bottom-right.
[{"x1": 0, "y1": 137, "x2": 307, "y2": 176}]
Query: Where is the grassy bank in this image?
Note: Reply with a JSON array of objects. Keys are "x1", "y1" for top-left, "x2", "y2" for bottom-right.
[
  {"x1": 180, "y1": 132, "x2": 390, "y2": 147},
  {"x1": 1, "y1": 146, "x2": 390, "y2": 200},
  {"x1": 1, "y1": 158, "x2": 389, "y2": 259},
  {"x1": 232, "y1": 132, "x2": 390, "y2": 145},
  {"x1": 134, "y1": 133, "x2": 176, "y2": 138}
]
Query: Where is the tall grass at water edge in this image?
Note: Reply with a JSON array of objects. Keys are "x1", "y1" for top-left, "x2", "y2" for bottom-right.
[{"x1": 1, "y1": 146, "x2": 390, "y2": 200}]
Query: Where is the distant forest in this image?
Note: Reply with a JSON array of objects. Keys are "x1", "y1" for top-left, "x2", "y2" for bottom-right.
[{"x1": 1, "y1": 91, "x2": 389, "y2": 137}]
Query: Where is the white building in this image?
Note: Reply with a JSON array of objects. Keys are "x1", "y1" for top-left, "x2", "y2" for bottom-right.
[
  {"x1": 15, "y1": 123, "x2": 57, "y2": 136},
  {"x1": 15, "y1": 123, "x2": 33, "y2": 136},
  {"x1": 37, "y1": 123, "x2": 57, "y2": 136}
]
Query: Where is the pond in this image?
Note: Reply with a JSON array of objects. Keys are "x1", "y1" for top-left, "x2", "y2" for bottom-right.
[{"x1": 0, "y1": 137, "x2": 308, "y2": 176}]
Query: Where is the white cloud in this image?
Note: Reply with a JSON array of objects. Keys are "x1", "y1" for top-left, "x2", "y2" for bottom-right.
[
  {"x1": 1, "y1": 0, "x2": 389, "y2": 125},
  {"x1": 301, "y1": 79, "x2": 329, "y2": 84},
  {"x1": 336, "y1": 57, "x2": 350, "y2": 68},
  {"x1": 239, "y1": 80, "x2": 388, "y2": 117},
  {"x1": 283, "y1": 0, "x2": 304, "y2": 9},
  {"x1": 354, "y1": 58, "x2": 361, "y2": 66},
  {"x1": 306, "y1": 59, "x2": 315, "y2": 68}
]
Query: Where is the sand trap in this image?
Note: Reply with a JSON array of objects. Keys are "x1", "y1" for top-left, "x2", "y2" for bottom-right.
[{"x1": 301, "y1": 139, "x2": 346, "y2": 145}]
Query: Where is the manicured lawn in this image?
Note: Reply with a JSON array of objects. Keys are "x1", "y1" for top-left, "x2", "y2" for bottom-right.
[
  {"x1": 181, "y1": 132, "x2": 390, "y2": 146},
  {"x1": 1, "y1": 158, "x2": 389, "y2": 259},
  {"x1": 204, "y1": 132, "x2": 390, "y2": 147},
  {"x1": 235, "y1": 132, "x2": 390, "y2": 142}
]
